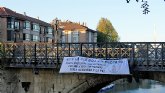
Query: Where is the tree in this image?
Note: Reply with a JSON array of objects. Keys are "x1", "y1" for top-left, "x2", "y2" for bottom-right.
[{"x1": 96, "y1": 18, "x2": 119, "y2": 42}]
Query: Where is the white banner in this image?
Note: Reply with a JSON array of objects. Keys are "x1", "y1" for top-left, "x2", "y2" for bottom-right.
[{"x1": 59, "y1": 56, "x2": 130, "y2": 75}]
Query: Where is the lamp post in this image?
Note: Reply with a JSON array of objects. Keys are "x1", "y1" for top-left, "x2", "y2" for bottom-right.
[
  {"x1": 52, "y1": 18, "x2": 60, "y2": 65},
  {"x1": 53, "y1": 18, "x2": 59, "y2": 43}
]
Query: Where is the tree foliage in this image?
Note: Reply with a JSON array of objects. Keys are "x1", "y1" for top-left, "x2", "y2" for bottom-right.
[{"x1": 97, "y1": 18, "x2": 119, "y2": 42}]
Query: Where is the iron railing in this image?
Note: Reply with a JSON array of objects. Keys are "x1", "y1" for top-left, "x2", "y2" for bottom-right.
[{"x1": 0, "y1": 42, "x2": 165, "y2": 71}]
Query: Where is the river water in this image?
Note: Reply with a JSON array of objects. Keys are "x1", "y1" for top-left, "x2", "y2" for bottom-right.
[{"x1": 102, "y1": 79, "x2": 165, "y2": 93}]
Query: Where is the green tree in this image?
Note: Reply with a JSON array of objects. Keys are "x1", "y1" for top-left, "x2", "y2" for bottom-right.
[{"x1": 96, "y1": 18, "x2": 120, "y2": 42}]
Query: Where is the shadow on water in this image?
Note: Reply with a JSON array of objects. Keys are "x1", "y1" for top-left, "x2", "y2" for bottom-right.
[{"x1": 98, "y1": 79, "x2": 165, "y2": 93}]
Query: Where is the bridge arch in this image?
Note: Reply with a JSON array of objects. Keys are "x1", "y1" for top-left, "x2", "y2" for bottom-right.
[
  {"x1": 69, "y1": 72, "x2": 165, "y2": 93},
  {"x1": 69, "y1": 75, "x2": 129, "y2": 93}
]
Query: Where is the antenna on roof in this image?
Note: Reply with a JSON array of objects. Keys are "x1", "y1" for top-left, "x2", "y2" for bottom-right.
[
  {"x1": 82, "y1": 22, "x2": 85, "y2": 26},
  {"x1": 24, "y1": 12, "x2": 26, "y2": 16},
  {"x1": 84, "y1": 22, "x2": 87, "y2": 26}
]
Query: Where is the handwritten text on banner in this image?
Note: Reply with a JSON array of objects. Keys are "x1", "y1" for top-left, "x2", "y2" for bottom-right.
[{"x1": 59, "y1": 56, "x2": 130, "y2": 75}]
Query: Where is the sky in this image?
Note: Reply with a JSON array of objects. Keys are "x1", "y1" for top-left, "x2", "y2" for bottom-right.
[{"x1": 0, "y1": 0, "x2": 165, "y2": 42}]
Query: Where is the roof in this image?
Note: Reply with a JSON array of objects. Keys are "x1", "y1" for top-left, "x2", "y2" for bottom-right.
[
  {"x1": 59, "y1": 21, "x2": 96, "y2": 32},
  {"x1": 0, "y1": 7, "x2": 50, "y2": 26}
]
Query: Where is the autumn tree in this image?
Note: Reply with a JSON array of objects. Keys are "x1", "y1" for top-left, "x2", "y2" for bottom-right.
[{"x1": 97, "y1": 18, "x2": 120, "y2": 42}]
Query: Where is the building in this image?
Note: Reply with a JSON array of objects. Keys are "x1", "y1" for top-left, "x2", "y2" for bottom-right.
[
  {"x1": 53, "y1": 20, "x2": 97, "y2": 43},
  {"x1": 0, "y1": 7, "x2": 54, "y2": 43}
]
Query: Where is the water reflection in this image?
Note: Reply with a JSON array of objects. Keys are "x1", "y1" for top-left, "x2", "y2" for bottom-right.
[{"x1": 103, "y1": 79, "x2": 165, "y2": 93}]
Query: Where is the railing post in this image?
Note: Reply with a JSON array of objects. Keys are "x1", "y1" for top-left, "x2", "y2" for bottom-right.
[
  {"x1": 13, "y1": 44, "x2": 15, "y2": 59},
  {"x1": 45, "y1": 44, "x2": 48, "y2": 66},
  {"x1": 33, "y1": 43, "x2": 39, "y2": 74},
  {"x1": 130, "y1": 43, "x2": 135, "y2": 72},
  {"x1": 69, "y1": 43, "x2": 70, "y2": 57},
  {"x1": 34, "y1": 43, "x2": 37, "y2": 66},
  {"x1": 106, "y1": 42, "x2": 108, "y2": 60},
  {"x1": 57, "y1": 43, "x2": 59, "y2": 66},
  {"x1": 3, "y1": 43, "x2": 6, "y2": 59},
  {"x1": 93, "y1": 43, "x2": 95, "y2": 58},
  {"x1": 161, "y1": 43, "x2": 164, "y2": 68},
  {"x1": 2, "y1": 43, "x2": 6, "y2": 67},
  {"x1": 146, "y1": 43, "x2": 149, "y2": 69},
  {"x1": 119, "y1": 43, "x2": 122, "y2": 59},
  {"x1": 80, "y1": 43, "x2": 82, "y2": 56},
  {"x1": 24, "y1": 44, "x2": 26, "y2": 66},
  {"x1": 133, "y1": 43, "x2": 135, "y2": 65}
]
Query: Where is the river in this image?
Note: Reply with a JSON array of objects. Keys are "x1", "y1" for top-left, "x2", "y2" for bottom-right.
[{"x1": 101, "y1": 79, "x2": 165, "y2": 93}]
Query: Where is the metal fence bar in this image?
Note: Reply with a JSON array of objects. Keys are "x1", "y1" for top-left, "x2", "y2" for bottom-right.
[
  {"x1": 34, "y1": 43, "x2": 37, "y2": 67},
  {"x1": 146, "y1": 43, "x2": 149, "y2": 69},
  {"x1": 45, "y1": 44, "x2": 48, "y2": 65},
  {"x1": 69, "y1": 43, "x2": 71, "y2": 57},
  {"x1": 80, "y1": 43, "x2": 83, "y2": 56},
  {"x1": 57, "y1": 43, "x2": 59, "y2": 64},
  {"x1": 130, "y1": 43, "x2": 135, "y2": 67},
  {"x1": 24, "y1": 44, "x2": 26, "y2": 66},
  {"x1": 161, "y1": 43, "x2": 164, "y2": 68},
  {"x1": 105, "y1": 42, "x2": 108, "y2": 60},
  {"x1": 119, "y1": 43, "x2": 122, "y2": 59},
  {"x1": 93, "y1": 43, "x2": 95, "y2": 58}
]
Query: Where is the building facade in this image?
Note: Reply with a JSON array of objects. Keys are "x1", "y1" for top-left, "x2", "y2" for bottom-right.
[
  {"x1": 55, "y1": 20, "x2": 97, "y2": 43},
  {"x1": 0, "y1": 7, "x2": 54, "y2": 43}
]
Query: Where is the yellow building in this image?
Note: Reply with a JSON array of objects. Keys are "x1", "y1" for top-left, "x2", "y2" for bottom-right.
[{"x1": 56, "y1": 20, "x2": 97, "y2": 43}]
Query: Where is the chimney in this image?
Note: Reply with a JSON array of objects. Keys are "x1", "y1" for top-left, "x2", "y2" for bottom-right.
[
  {"x1": 37, "y1": 16, "x2": 39, "y2": 19},
  {"x1": 82, "y1": 22, "x2": 84, "y2": 26},
  {"x1": 24, "y1": 12, "x2": 26, "y2": 16}
]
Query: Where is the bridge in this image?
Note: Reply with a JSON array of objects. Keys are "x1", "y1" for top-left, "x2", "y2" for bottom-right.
[{"x1": 0, "y1": 42, "x2": 165, "y2": 93}]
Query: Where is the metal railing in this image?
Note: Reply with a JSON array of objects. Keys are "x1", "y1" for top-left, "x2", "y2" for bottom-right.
[{"x1": 0, "y1": 42, "x2": 165, "y2": 71}]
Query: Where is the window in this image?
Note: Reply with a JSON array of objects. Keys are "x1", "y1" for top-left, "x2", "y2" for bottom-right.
[
  {"x1": 88, "y1": 32, "x2": 92, "y2": 42},
  {"x1": 23, "y1": 34, "x2": 30, "y2": 41},
  {"x1": 23, "y1": 21, "x2": 30, "y2": 30},
  {"x1": 43, "y1": 27, "x2": 47, "y2": 34},
  {"x1": 7, "y1": 17, "x2": 14, "y2": 29},
  {"x1": 32, "y1": 23, "x2": 40, "y2": 32},
  {"x1": 72, "y1": 30, "x2": 79, "y2": 42},
  {"x1": 47, "y1": 27, "x2": 53, "y2": 34},
  {"x1": 40, "y1": 27, "x2": 47, "y2": 34},
  {"x1": 62, "y1": 31, "x2": 65, "y2": 43},
  {"x1": 39, "y1": 27, "x2": 42, "y2": 34},
  {"x1": 7, "y1": 30, "x2": 14, "y2": 41},
  {"x1": 31, "y1": 35, "x2": 39, "y2": 41},
  {"x1": 15, "y1": 21, "x2": 20, "y2": 29}
]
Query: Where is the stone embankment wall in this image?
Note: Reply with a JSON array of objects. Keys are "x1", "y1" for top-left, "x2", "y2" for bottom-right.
[
  {"x1": 0, "y1": 68, "x2": 125, "y2": 93},
  {"x1": 0, "y1": 69, "x2": 90, "y2": 93},
  {"x1": 1, "y1": 67, "x2": 165, "y2": 93}
]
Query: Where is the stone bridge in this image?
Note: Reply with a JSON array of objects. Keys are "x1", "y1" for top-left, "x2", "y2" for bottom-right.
[{"x1": 0, "y1": 42, "x2": 165, "y2": 93}]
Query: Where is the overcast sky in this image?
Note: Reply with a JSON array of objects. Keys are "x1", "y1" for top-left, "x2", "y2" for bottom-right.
[{"x1": 1, "y1": 0, "x2": 165, "y2": 42}]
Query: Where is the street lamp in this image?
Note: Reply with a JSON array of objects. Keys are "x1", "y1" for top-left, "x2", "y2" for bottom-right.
[
  {"x1": 52, "y1": 18, "x2": 60, "y2": 64},
  {"x1": 53, "y1": 18, "x2": 59, "y2": 43}
]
